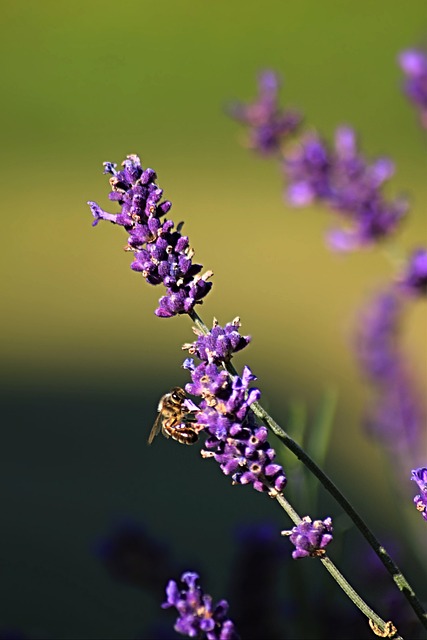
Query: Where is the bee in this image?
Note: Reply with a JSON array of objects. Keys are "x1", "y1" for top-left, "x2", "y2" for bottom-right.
[{"x1": 147, "y1": 387, "x2": 200, "y2": 446}]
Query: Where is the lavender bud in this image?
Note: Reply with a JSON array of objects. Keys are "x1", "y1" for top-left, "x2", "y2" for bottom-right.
[
  {"x1": 398, "y1": 49, "x2": 427, "y2": 129},
  {"x1": 354, "y1": 287, "x2": 423, "y2": 455},
  {"x1": 411, "y1": 467, "x2": 427, "y2": 521},
  {"x1": 398, "y1": 248, "x2": 427, "y2": 297},
  {"x1": 162, "y1": 572, "x2": 239, "y2": 639},
  {"x1": 183, "y1": 317, "x2": 251, "y2": 363},
  {"x1": 284, "y1": 128, "x2": 408, "y2": 251},
  {"x1": 183, "y1": 322, "x2": 286, "y2": 496},
  {"x1": 88, "y1": 154, "x2": 212, "y2": 317},
  {"x1": 228, "y1": 70, "x2": 302, "y2": 154},
  {"x1": 281, "y1": 516, "x2": 333, "y2": 559}
]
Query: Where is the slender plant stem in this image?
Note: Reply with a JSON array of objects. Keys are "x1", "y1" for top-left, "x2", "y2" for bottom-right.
[
  {"x1": 188, "y1": 309, "x2": 427, "y2": 632},
  {"x1": 275, "y1": 491, "x2": 403, "y2": 640}
]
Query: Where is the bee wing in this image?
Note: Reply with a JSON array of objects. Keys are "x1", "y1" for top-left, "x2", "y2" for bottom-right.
[{"x1": 147, "y1": 411, "x2": 163, "y2": 445}]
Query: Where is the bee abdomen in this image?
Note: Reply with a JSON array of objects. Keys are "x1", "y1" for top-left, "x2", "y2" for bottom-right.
[{"x1": 164, "y1": 424, "x2": 199, "y2": 445}]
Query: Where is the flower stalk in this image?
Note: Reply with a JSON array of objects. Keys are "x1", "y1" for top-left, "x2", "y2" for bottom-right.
[
  {"x1": 189, "y1": 308, "x2": 427, "y2": 632},
  {"x1": 89, "y1": 150, "x2": 426, "y2": 637},
  {"x1": 274, "y1": 493, "x2": 402, "y2": 639}
]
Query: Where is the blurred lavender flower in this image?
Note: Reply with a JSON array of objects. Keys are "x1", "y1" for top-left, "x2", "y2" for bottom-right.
[
  {"x1": 281, "y1": 516, "x2": 333, "y2": 559},
  {"x1": 229, "y1": 523, "x2": 285, "y2": 640},
  {"x1": 411, "y1": 467, "x2": 427, "y2": 521},
  {"x1": 162, "y1": 571, "x2": 239, "y2": 639},
  {"x1": 398, "y1": 49, "x2": 427, "y2": 129},
  {"x1": 228, "y1": 70, "x2": 302, "y2": 154},
  {"x1": 88, "y1": 154, "x2": 212, "y2": 317},
  {"x1": 94, "y1": 519, "x2": 174, "y2": 594},
  {"x1": 354, "y1": 287, "x2": 423, "y2": 456},
  {"x1": 355, "y1": 288, "x2": 402, "y2": 382},
  {"x1": 183, "y1": 320, "x2": 286, "y2": 495},
  {"x1": 284, "y1": 127, "x2": 408, "y2": 251},
  {"x1": 399, "y1": 248, "x2": 427, "y2": 296},
  {"x1": 284, "y1": 132, "x2": 330, "y2": 205}
]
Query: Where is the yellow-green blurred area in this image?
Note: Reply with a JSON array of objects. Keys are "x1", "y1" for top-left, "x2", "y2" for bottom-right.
[{"x1": 2, "y1": 1, "x2": 427, "y2": 638}]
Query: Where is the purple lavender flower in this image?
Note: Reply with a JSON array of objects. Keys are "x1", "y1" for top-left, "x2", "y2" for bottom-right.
[
  {"x1": 182, "y1": 321, "x2": 286, "y2": 495},
  {"x1": 354, "y1": 288, "x2": 402, "y2": 382},
  {"x1": 228, "y1": 70, "x2": 302, "y2": 154},
  {"x1": 411, "y1": 467, "x2": 427, "y2": 521},
  {"x1": 284, "y1": 127, "x2": 408, "y2": 251},
  {"x1": 162, "y1": 571, "x2": 239, "y2": 639},
  {"x1": 354, "y1": 287, "x2": 423, "y2": 455},
  {"x1": 182, "y1": 317, "x2": 251, "y2": 364},
  {"x1": 398, "y1": 49, "x2": 427, "y2": 129},
  {"x1": 364, "y1": 374, "x2": 423, "y2": 457},
  {"x1": 281, "y1": 516, "x2": 333, "y2": 559},
  {"x1": 88, "y1": 154, "x2": 212, "y2": 317},
  {"x1": 399, "y1": 248, "x2": 427, "y2": 296},
  {"x1": 285, "y1": 132, "x2": 330, "y2": 205},
  {"x1": 185, "y1": 359, "x2": 286, "y2": 495}
]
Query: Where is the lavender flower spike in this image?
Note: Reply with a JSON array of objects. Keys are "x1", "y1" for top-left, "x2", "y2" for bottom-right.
[
  {"x1": 182, "y1": 317, "x2": 251, "y2": 364},
  {"x1": 398, "y1": 248, "x2": 427, "y2": 297},
  {"x1": 354, "y1": 287, "x2": 423, "y2": 456},
  {"x1": 88, "y1": 154, "x2": 212, "y2": 317},
  {"x1": 411, "y1": 467, "x2": 427, "y2": 522},
  {"x1": 398, "y1": 49, "x2": 427, "y2": 129},
  {"x1": 281, "y1": 516, "x2": 333, "y2": 559},
  {"x1": 183, "y1": 320, "x2": 287, "y2": 496},
  {"x1": 284, "y1": 127, "x2": 408, "y2": 251},
  {"x1": 162, "y1": 571, "x2": 239, "y2": 639},
  {"x1": 228, "y1": 70, "x2": 302, "y2": 154}
]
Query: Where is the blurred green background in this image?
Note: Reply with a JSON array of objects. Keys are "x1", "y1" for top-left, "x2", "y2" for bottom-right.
[{"x1": 1, "y1": 1, "x2": 427, "y2": 638}]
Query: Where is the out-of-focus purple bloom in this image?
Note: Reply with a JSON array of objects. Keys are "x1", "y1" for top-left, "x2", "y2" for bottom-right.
[
  {"x1": 411, "y1": 467, "x2": 427, "y2": 521},
  {"x1": 399, "y1": 248, "x2": 427, "y2": 297},
  {"x1": 398, "y1": 49, "x2": 427, "y2": 129},
  {"x1": 412, "y1": 467, "x2": 427, "y2": 491},
  {"x1": 182, "y1": 317, "x2": 251, "y2": 364},
  {"x1": 228, "y1": 71, "x2": 302, "y2": 154},
  {"x1": 281, "y1": 516, "x2": 333, "y2": 559},
  {"x1": 88, "y1": 154, "x2": 212, "y2": 317},
  {"x1": 94, "y1": 519, "x2": 173, "y2": 593},
  {"x1": 285, "y1": 133, "x2": 330, "y2": 205},
  {"x1": 230, "y1": 523, "x2": 285, "y2": 639},
  {"x1": 284, "y1": 127, "x2": 408, "y2": 251},
  {"x1": 364, "y1": 374, "x2": 423, "y2": 455},
  {"x1": 354, "y1": 288, "x2": 423, "y2": 456},
  {"x1": 162, "y1": 572, "x2": 239, "y2": 639},
  {"x1": 355, "y1": 288, "x2": 402, "y2": 381}
]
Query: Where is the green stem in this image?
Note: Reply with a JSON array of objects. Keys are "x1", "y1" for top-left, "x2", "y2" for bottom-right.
[
  {"x1": 275, "y1": 492, "x2": 403, "y2": 640},
  {"x1": 188, "y1": 309, "x2": 427, "y2": 632}
]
